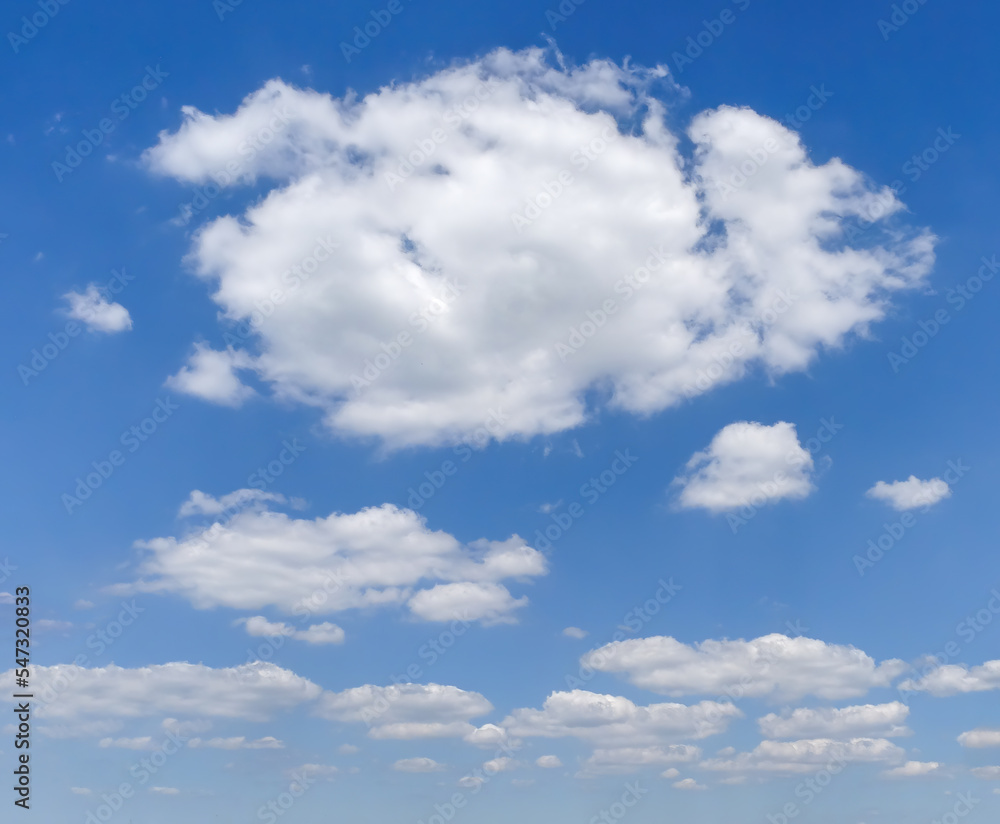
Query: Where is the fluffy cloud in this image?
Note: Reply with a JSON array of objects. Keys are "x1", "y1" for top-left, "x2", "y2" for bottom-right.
[
  {"x1": 702, "y1": 738, "x2": 905, "y2": 774},
  {"x1": 120, "y1": 502, "x2": 545, "y2": 624},
  {"x1": 582, "y1": 634, "x2": 906, "y2": 700},
  {"x1": 63, "y1": 285, "x2": 132, "y2": 333},
  {"x1": 407, "y1": 582, "x2": 527, "y2": 624},
  {"x1": 535, "y1": 755, "x2": 562, "y2": 768},
  {"x1": 165, "y1": 343, "x2": 256, "y2": 407},
  {"x1": 315, "y1": 683, "x2": 493, "y2": 740},
  {"x1": 0, "y1": 662, "x2": 320, "y2": 722},
  {"x1": 882, "y1": 761, "x2": 940, "y2": 778},
  {"x1": 958, "y1": 729, "x2": 1000, "y2": 748},
  {"x1": 757, "y1": 702, "x2": 911, "y2": 739},
  {"x1": 393, "y1": 757, "x2": 445, "y2": 772},
  {"x1": 673, "y1": 778, "x2": 706, "y2": 790},
  {"x1": 899, "y1": 661, "x2": 1000, "y2": 695},
  {"x1": 866, "y1": 476, "x2": 951, "y2": 510},
  {"x1": 238, "y1": 615, "x2": 346, "y2": 645},
  {"x1": 144, "y1": 48, "x2": 933, "y2": 448},
  {"x1": 672, "y1": 421, "x2": 814, "y2": 512},
  {"x1": 501, "y1": 689, "x2": 737, "y2": 773}
]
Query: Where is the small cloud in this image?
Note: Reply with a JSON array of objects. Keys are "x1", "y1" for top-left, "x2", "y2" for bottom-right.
[
  {"x1": 165, "y1": 343, "x2": 256, "y2": 407},
  {"x1": 536, "y1": 755, "x2": 562, "y2": 768},
  {"x1": 562, "y1": 627, "x2": 588, "y2": 640},
  {"x1": 236, "y1": 615, "x2": 345, "y2": 645},
  {"x1": 971, "y1": 766, "x2": 1000, "y2": 779},
  {"x1": 673, "y1": 778, "x2": 706, "y2": 790},
  {"x1": 882, "y1": 761, "x2": 940, "y2": 778},
  {"x1": 291, "y1": 764, "x2": 338, "y2": 782},
  {"x1": 36, "y1": 619, "x2": 73, "y2": 632},
  {"x1": 511, "y1": 778, "x2": 535, "y2": 787},
  {"x1": 571, "y1": 439, "x2": 584, "y2": 458},
  {"x1": 0, "y1": 592, "x2": 13, "y2": 605},
  {"x1": 393, "y1": 757, "x2": 445, "y2": 773},
  {"x1": 73, "y1": 599, "x2": 94, "y2": 610},
  {"x1": 63, "y1": 284, "x2": 132, "y2": 333},
  {"x1": 149, "y1": 787, "x2": 179, "y2": 795},
  {"x1": 337, "y1": 744, "x2": 359, "y2": 755},
  {"x1": 672, "y1": 421, "x2": 815, "y2": 513},
  {"x1": 866, "y1": 476, "x2": 951, "y2": 510},
  {"x1": 661, "y1": 768, "x2": 680, "y2": 779},
  {"x1": 538, "y1": 500, "x2": 562, "y2": 514},
  {"x1": 70, "y1": 787, "x2": 92, "y2": 795},
  {"x1": 958, "y1": 729, "x2": 1000, "y2": 748}
]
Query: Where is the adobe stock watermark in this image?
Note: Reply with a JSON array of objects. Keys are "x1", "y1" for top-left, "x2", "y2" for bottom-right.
[
  {"x1": 895, "y1": 585, "x2": 1000, "y2": 705},
  {"x1": 7, "y1": 0, "x2": 72, "y2": 54},
  {"x1": 18, "y1": 268, "x2": 135, "y2": 386},
  {"x1": 350, "y1": 277, "x2": 466, "y2": 395},
  {"x1": 726, "y1": 417, "x2": 843, "y2": 534},
  {"x1": 887, "y1": 254, "x2": 996, "y2": 373},
  {"x1": 877, "y1": 0, "x2": 931, "y2": 41},
  {"x1": 511, "y1": 125, "x2": 618, "y2": 233},
  {"x1": 83, "y1": 728, "x2": 189, "y2": 824},
  {"x1": 671, "y1": 0, "x2": 752, "y2": 74},
  {"x1": 52, "y1": 65, "x2": 168, "y2": 182},
  {"x1": 555, "y1": 246, "x2": 671, "y2": 361},
  {"x1": 565, "y1": 577, "x2": 681, "y2": 690},
  {"x1": 853, "y1": 459, "x2": 969, "y2": 576},
  {"x1": 61, "y1": 398, "x2": 180, "y2": 514},
  {"x1": 545, "y1": 0, "x2": 586, "y2": 30},
  {"x1": 340, "y1": 0, "x2": 407, "y2": 63},
  {"x1": 765, "y1": 756, "x2": 849, "y2": 824},
  {"x1": 174, "y1": 104, "x2": 293, "y2": 226},
  {"x1": 405, "y1": 407, "x2": 506, "y2": 509},
  {"x1": 533, "y1": 449, "x2": 639, "y2": 551},
  {"x1": 385, "y1": 78, "x2": 500, "y2": 192}
]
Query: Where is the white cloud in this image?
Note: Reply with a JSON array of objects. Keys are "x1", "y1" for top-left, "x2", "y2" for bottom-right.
[
  {"x1": 673, "y1": 777, "x2": 706, "y2": 790},
  {"x1": 407, "y1": 582, "x2": 527, "y2": 624},
  {"x1": 899, "y1": 661, "x2": 1000, "y2": 695},
  {"x1": 63, "y1": 285, "x2": 132, "y2": 333},
  {"x1": 73, "y1": 599, "x2": 94, "y2": 610},
  {"x1": 958, "y1": 729, "x2": 1000, "y2": 748},
  {"x1": 179, "y1": 488, "x2": 286, "y2": 517},
  {"x1": 757, "y1": 702, "x2": 911, "y2": 738},
  {"x1": 292, "y1": 764, "x2": 339, "y2": 781},
  {"x1": 165, "y1": 343, "x2": 256, "y2": 407},
  {"x1": 100, "y1": 736, "x2": 155, "y2": 749},
  {"x1": 536, "y1": 755, "x2": 562, "y2": 768},
  {"x1": 150, "y1": 787, "x2": 180, "y2": 795},
  {"x1": 580, "y1": 746, "x2": 701, "y2": 776},
  {"x1": 563, "y1": 627, "x2": 588, "y2": 639},
  {"x1": 971, "y1": 766, "x2": 1000, "y2": 779},
  {"x1": 483, "y1": 756, "x2": 519, "y2": 773},
  {"x1": 502, "y1": 689, "x2": 736, "y2": 774},
  {"x1": 337, "y1": 744, "x2": 359, "y2": 755},
  {"x1": 393, "y1": 757, "x2": 445, "y2": 773},
  {"x1": 237, "y1": 616, "x2": 345, "y2": 645},
  {"x1": 70, "y1": 787, "x2": 92, "y2": 795},
  {"x1": 144, "y1": 48, "x2": 933, "y2": 449},
  {"x1": 0, "y1": 662, "x2": 320, "y2": 722},
  {"x1": 866, "y1": 476, "x2": 951, "y2": 510},
  {"x1": 187, "y1": 736, "x2": 284, "y2": 749},
  {"x1": 120, "y1": 503, "x2": 545, "y2": 625},
  {"x1": 672, "y1": 421, "x2": 815, "y2": 513},
  {"x1": 882, "y1": 761, "x2": 940, "y2": 778},
  {"x1": 315, "y1": 683, "x2": 492, "y2": 740},
  {"x1": 0, "y1": 592, "x2": 13, "y2": 604},
  {"x1": 582, "y1": 634, "x2": 906, "y2": 700},
  {"x1": 661, "y1": 768, "x2": 680, "y2": 779},
  {"x1": 702, "y1": 738, "x2": 905, "y2": 774},
  {"x1": 36, "y1": 619, "x2": 73, "y2": 632}
]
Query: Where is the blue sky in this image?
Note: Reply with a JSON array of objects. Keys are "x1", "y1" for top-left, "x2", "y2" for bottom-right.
[{"x1": 3, "y1": 0, "x2": 1000, "y2": 822}]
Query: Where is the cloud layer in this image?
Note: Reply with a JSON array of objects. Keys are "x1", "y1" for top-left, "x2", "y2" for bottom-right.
[{"x1": 145, "y1": 48, "x2": 934, "y2": 448}]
